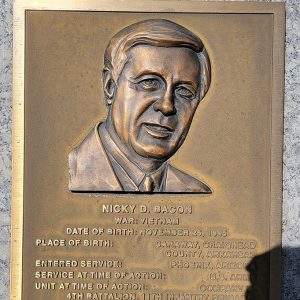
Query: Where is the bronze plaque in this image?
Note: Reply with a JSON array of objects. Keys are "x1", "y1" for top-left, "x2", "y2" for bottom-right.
[{"x1": 11, "y1": 1, "x2": 285, "y2": 300}]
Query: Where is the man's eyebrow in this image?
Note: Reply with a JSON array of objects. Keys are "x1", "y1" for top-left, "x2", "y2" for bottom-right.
[
  {"x1": 176, "y1": 80, "x2": 198, "y2": 90},
  {"x1": 129, "y1": 71, "x2": 165, "y2": 81}
]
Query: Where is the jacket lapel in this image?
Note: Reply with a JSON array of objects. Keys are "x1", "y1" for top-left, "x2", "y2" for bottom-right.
[{"x1": 69, "y1": 124, "x2": 122, "y2": 192}]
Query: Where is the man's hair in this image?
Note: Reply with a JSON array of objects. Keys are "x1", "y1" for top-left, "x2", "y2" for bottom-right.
[{"x1": 104, "y1": 19, "x2": 211, "y2": 100}]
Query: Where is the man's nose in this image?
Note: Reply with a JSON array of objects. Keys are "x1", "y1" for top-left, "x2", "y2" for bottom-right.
[{"x1": 153, "y1": 88, "x2": 176, "y2": 116}]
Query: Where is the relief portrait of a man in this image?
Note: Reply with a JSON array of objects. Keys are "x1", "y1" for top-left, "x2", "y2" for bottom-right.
[{"x1": 68, "y1": 19, "x2": 212, "y2": 193}]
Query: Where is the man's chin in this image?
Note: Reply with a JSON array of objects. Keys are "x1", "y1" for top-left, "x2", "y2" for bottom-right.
[{"x1": 133, "y1": 143, "x2": 176, "y2": 161}]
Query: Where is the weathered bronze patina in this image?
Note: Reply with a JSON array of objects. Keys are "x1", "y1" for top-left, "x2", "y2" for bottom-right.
[
  {"x1": 68, "y1": 19, "x2": 212, "y2": 193},
  {"x1": 12, "y1": 2, "x2": 285, "y2": 300}
]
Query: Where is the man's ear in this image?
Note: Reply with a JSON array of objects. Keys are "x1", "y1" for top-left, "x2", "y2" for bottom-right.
[{"x1": 102, "y1": 67, "x2": 116, "y2": 106}]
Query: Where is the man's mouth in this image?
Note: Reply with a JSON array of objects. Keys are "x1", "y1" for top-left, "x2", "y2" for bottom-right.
[{"x1": 143, "y1": 122, "x2": 174, "y2": 139}]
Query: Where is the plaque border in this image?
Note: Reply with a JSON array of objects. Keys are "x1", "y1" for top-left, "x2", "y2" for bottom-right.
[{"x1": 11, "y1": 1, "x2": 285, "y2": 299}]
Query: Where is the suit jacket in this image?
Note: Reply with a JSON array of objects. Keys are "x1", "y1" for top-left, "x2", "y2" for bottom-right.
[{"x1": 68, "y1": 125, "x2": 211, "y2": 193}]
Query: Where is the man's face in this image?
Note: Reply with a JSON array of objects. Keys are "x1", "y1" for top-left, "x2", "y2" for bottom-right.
[{"x1": 109, "y1": 45, "x2": 201, "y2": 160}]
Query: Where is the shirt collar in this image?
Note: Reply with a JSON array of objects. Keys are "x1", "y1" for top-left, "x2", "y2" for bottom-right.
[{"x1": 98, "y1": 122, "x2": 166, "y2": 191}]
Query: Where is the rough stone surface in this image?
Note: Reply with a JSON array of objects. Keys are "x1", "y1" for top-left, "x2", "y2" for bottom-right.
[
  {"x1": 0, "y1": 0, "x2": 12, "y2": 299},
  {"x1": 282, "y1": 0, "x2": 300, "y2": 298},
  {"x1": 0, "y1": 0, "x2": 299, "y2": 299}
]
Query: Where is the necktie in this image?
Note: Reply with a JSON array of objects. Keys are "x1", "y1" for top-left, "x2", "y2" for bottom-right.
[{"x1": 140, "y1": 175, "x2": 154, "y2": 192}]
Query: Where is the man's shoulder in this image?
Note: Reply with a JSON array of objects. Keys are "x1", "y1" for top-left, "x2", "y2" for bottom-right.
[
  {"x1": 68, "y1": 124, "x2": 122, "y2": 192},
  {"x1": 68, "y1": 123, "x2": 212, "y2": 194},
  {"x1": 165, "y1": 164, "x2": 212, "y2": 194}
]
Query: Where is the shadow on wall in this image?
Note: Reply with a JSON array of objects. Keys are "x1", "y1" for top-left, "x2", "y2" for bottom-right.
[{"x1": 245, "y1": 246, "x2": 300, "y2": 300}]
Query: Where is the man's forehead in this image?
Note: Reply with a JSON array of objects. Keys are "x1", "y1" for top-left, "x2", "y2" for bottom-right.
[{"x1": 125, "y1": 45, "x2": 200, "y2": 79}]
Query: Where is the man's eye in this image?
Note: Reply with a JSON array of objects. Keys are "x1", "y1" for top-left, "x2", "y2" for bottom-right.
[
  {"x1": 139, "y1": 79, "x2": 161, "y2": 91},
  {"x1": 175, "y1": 87, "x2": 194, "y2": 99}
]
